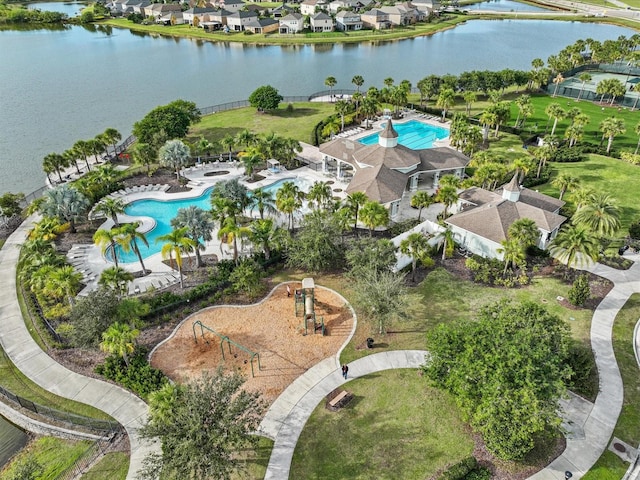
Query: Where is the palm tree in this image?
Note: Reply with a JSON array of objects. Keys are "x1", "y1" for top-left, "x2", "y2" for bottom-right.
[
  {"x1": 94, "y1": 227, "x2": 122, "y2": 267},
  {"x1": 306, "y1": 181, "x2": 332, "y2": 210},
  {"x1": 508, "y1": 218, "x2": 540, "y2": 249},
  {"x1": 171, "y1": 206, "x2": 214, "y2": 268},
  {"x1": 573, "y1": 193, "x2": 621, "y2": 237},
  {"x1": 159, "y1": 139, "x2": 191, "y2": 181},
  {"x1": 156, "y1": 226, "x2": 196, "y2": 288},
  {"x1": 359, "y1": 201, "x2": 389, "y2": 236},
  {"x1": 497, "y1": 238, "x2": 526, "y2": 276},
  {"x1": 39, "y1": 184, "x2": 90, "y2": 233},
  {"x1": 43, "y1": 153, "x2": 68, "y2": 183},
  {"x1": 436, "y1": 88, "x2": 455, "y2": 122},
  {"x1": 249, "y1": 218, "x2": 280, "y2": 260},
  {"x1": 511, "y1": 156, "x2": 534, "y2": 183},
  {"x1": 100, "y1": 322, "x2": 140, "y2": 367},
  {"x1": 514, "y1": 94, "x2": 532, "y2": 128},
  {"x1": 463, "y1": 91, "x2": 477, "y2": 117},
  {"x1": 102, "y1": 128, "x2": 122, "y2": 159},
  {"x1": 399, "y1": 232, "x2": 430, "y2": 282},
  {"x1": 576, "y1": 73, "x2": 592, "y2": 102},
  {"x1": 275, "y1": 181, "x2": 304, "y2": 231},
  {"x1": 435, "y1": 226, "x2": 456, "y2": 260},
  {"x1": 351, "y1": 75, "x2": 364, "y2": 92},
  {"x1": 235, "y1": 129, "x2": 257, "y2": 150},
  {"x1": 48, "y1": 265, "x2": 82, "y2": 307},
  {"x1": 73, "y1": 140, "x2": 93, "y2": 172},
  {"x1": 335, "y1": 100, "x2": 351, "y2": 131},
  {"x1": 325, "y1": 76, "x2": 337, "y2": 100},
  {"x1": 63, "y1": 148, "x2": 81, "y2": 175},
  {"x1": 599, "y1": 117, "x2": 626, "y2": 154},
  {"x1": 346, "y1": 191, "x2": 368, "y2": 232},
  {"x1": 361, "y1": 96, "x2": 379, "y2": 129},
  {"x1": 410, "y1": 191, "x2": 433, "y2": 222},
  {"x1": 545, "y1": 103, "x2": 565, "y2": 136},
  {"x1": 552, "y1": 173, "x2": 580, "y2": 201},
  {"x1": 549, "y1": 224, "x2": 600, "y2": 268},
  {"x1": 534, "y1": 142, "x2": 556, "y2": 179},
  {"x1": 220, "y1": 134, "x2": 235, "y2": 162},
  {"x1": 238, "y1": 150, "x2": 262, "y2": 181},
  {"x1": 218, "y1": 217, "x2": 249, "y2": 264},
  {"x1": 94, "y1": 197, "x2": 125, "y2": 227},
  {"x1": 99, "y1": 266, "x2": 134, "y2": 296},
  {"x1": 435, "y1": 185, "x2": 458, "y2": 218},
  {"x1": 551, "y1": 73, "x2": 564, "y2": 97},
  {"x1": 479, "y1": 110, "x2": 497, "y2": 143},
  {"x1": 251, "y1": 188, "x2": 277, "y2": 220},
  {"x1": 116, "y1": 222, "x2": 149, "y2": 275}
]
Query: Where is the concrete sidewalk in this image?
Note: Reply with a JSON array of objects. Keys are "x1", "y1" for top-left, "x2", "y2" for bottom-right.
[
  {"x1": 0, "y1": 216, "x2": 158, "y2": 480},
  {"x1": 261, "y1": 350, "x2": 428, "y2": 479}
]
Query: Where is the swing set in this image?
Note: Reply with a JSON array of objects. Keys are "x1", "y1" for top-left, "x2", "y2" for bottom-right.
[{"x1": 192, "y1": 320, "x2": 262, "y2": 377}]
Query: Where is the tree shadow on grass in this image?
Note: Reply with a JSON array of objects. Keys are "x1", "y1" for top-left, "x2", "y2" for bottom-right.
[{"x1": 268, "y1": 107, "x2": 324, "y2": 119}]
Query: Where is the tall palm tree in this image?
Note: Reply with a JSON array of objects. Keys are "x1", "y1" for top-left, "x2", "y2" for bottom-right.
[
  {"x1": 552, "y1": 173, "x2": 580, "y2": 201},
  {"x1": 73, "y1": 140, "x2": 93, "y2": 172},
  {"x1": 573, "y1": 193, "x2": 621, "y2": 237},
  {"x1": 156, "y1": 226, "x2": 196, "y2": 288},
  {"x1": 159, "y1": 139, "x2": 191, "y2": 181},
  {"x1": 306, "y1": 181, "x2": 332, "y2": 210},
  {"x1": 545, "y1": 103, "x2": 565, "y2": 136},
  {"x1": 361, "y1": 96, "x2": 379, "y2": 129},
  {"x1": 399, "y1": 232, "x2": 430, "y2": 282},
  {"x1": 238, "y1": 149, "x2": 262, "y2": 181},
  {"x1": 116, "y1": 222, "x2": 149, "y2": 275},
  {"x1": 335, "y1": 100, "x2": 351, "y2": 131},
  {"x1": 549, "y1": 224, "x2": 600, "y2": 268},
  {"x1": 102, "y1": 128, "x2": 122, "y2": 159},
  {"x1": 410, "y1": 191, "x2": 433, "y2": 222},
  {"x1": 534, "y1": 142, "x2": 556, "y2": 179},
  {"x1": 94, "y1": 227, "x2": 121, "y2": 267},
  {"x1": 99, "y1": 266, "x2": 134, "y2": 296},
  {"x1": 599, "y1": 117, "x2": 626, "y2": 154},
  {"x1": 359, "y1": 201, "x2": 389, "y2": 236},
  {"x1": 221, "y1": 134, "x2": 235, "y2": 162},
  {"x1": 346, "y1": 191, "x2": 368, "y2": 232},
  {"x1": 171, "y1": 206, "x2": 214, "y2": 268},
  {"x1": 463, "y1": 91, "x2": 477, "y2": 117},
  {"x1": 435, "y1": 185, "x2": 458, "y2": 218},
  {"x1": 436, "y1": 88, "x2": 455, "y2": 122},
  {"x1": 497, "y1": 238, "x2": 526, "y2": 276},
  {"x1": 42, "y1": 153, "x2": 68, "y2": 183},
  {"x1": 275, "y1": 181, "x2": 304, "y2": 231},
  {"x1": 218, "y1": 217, "x2": 249, "y2": 264},
  {"x1": 94, "y1": 197, "x2": 126, "y2": 227},
  {"x1": 551, "y1": 73, "x2": 564, "y2": 97},
  {"x1": 514, "y1": 94, "x2": 532, "y2": 128},
  {"x1": 576, "y1": 72, "x2": 592, "y2": 102},
  {"x1": 100, "y1": 322, "x2": 140, "y2": 367},
  {"x1": 235, "y1": 129, "x2": 257, "y2": 150},
  {"x1": 251, "y1": 188, "x2": 276, "y2": 220},
  {"x1": 325, "y1": 76, "x2": 337, "y2": 100},
  {"x1": 435, "y1": 226, "x2": 456, "y2": 260},
  {"x1": 479, "y1": 110, "x2": 497, "y2": 143},
  {"x1": 63, "y1": 148, "x2": 81, "y2": 175},
  {"x1": 351, "y1": 75, "x2": 364, "y2": 92}
]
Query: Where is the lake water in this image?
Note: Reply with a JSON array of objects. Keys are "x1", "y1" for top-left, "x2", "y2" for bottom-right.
[
  {"x1": 464, "y1": 0, "x2": 551, "y2": 12},
  {"x1": 0, "y1": 415, "x2": 28, "y2": 468},
  {"x1": 28, "y1": 1, "x2": 86, "y2": 17},
  {"x1": 0, "y1": 17, "x2": 634, "y2": 196}
]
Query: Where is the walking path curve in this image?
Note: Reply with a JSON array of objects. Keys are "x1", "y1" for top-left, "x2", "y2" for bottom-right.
[
  {"x1": 262, "y1": 254, "x2": 640, "y2": 480},
  {"x1": 0, "y1": 216, "x2": 158, "y2": 480}
]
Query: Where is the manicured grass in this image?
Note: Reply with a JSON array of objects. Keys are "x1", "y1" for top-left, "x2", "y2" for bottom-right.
[
  {"x1": 290, "y1": 369, "x2": 474, "y2": 480},
  {"x1": 102, "y1": 16, "x2": 468, "y2": 45},
  {"x1": 188, "y1": 103, "x2": 335, "y2": 146},
  {"x1": 582, "y1": 293, "x2": 640, "y2": 479},
  {"x1": 82, "y1": 452, "x2": 129, "y2": 480},
  {"x1": 0, "y1": 437, "x2": 92, "y2": 479},
  {"x1": 536, "y1": 154, "x2": 640, "y2": 231},
  {"x1": 231, "y1": 437, "x2": 274, "y2": 480}
]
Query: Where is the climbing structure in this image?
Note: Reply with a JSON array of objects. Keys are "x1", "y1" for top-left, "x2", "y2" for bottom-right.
[{"x1": 293, "y1": 278, "x2": 325, "y2": 335}]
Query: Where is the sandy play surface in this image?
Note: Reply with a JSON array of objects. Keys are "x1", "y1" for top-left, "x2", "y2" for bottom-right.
[{"x1": 151, "y1": 283, "x2": 354, "y2": 404}]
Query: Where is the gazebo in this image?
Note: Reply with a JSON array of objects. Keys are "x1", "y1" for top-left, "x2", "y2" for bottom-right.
[{"x1": 267, "y1": 159, "x2": 281, "y2": 173}]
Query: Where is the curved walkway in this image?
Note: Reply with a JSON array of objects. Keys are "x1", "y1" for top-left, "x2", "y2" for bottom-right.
[
  {"x1": 0, "y1": 216, "x2": 158, "y2": 480},
  {"x1": 261, "y1": 254, "x2": 640, "y2": 480},
  {"x1": 260, "y1": 350, "x2": 428, "y2": 479}
]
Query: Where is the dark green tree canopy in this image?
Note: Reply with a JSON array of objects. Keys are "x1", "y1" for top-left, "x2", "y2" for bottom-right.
[
  {"x1": 248, "y1": 85, "x2": 283, "y2": 112},
  {"x1": 423, "y1": 300, "x2": 571, "y2": 461},
  {"x1": 133, "y1": 99, "x2": 200, "y2": 144},
  {"x1": 285, "y1": 210, "x2": 344, "y2": 273}
]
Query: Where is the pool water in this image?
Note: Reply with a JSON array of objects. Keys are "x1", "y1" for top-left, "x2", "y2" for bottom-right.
[
  {"x1": 358, "y1": 120, "x2": 449, "y2": 150},
  {"x1": 110, "y1": 177, "x2": 310, "y2": 263}
]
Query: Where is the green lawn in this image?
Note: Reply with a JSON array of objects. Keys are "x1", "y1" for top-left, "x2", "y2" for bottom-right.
[
  {"x1": 536, "y1": 154, "x2": 640, "y2": 231},
  {"x1": 231, "y1": 437, "x2": 274, "y2": 480},
  {"x1": 0, "y1": 437, "x2": 92, "y2": 479},
  {"x1": 82, "y1": 452, "x2": 129, "y2": 480},
  {"x1": 582, "y1": 293, "x2": 640, "y2": 479},
  {"x1": 290, "y1": 369, "x2": 474, "y2": 480},
  {"x1": 188, "y1": 103, "x2": 336, "y2": 147}
]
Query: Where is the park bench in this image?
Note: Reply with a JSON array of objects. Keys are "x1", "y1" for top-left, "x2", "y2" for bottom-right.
[{"x1": 326, "y1": 388, "x2": 352, "y2": 411}]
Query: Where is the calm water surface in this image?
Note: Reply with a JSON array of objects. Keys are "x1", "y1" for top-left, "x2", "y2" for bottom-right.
[
  {"x1": 28, "y1": 2, "x2": 86, "y2": 16},
  {"x1": 464, "y1": 0, "x2": 550, "y2": 11},
  {"x1": 0, "y1": 19, "x2": 634, "y2": 195},
  {"x1": 0, "y1": 415, "x2": 28, "y2": 468}
]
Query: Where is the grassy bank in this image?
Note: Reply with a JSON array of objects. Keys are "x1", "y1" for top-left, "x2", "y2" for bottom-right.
[
  {"x1": 290, "y1": 369, "x2": 474, "y2": 479},
  {"x1": 82, "y1": 452, "x2": 129, "y2": 480},
  {"x1": 582, "y1": 293, "x2": 640, "y2": 480}
]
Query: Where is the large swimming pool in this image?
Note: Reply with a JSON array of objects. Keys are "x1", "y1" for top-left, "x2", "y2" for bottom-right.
[
  {"x1": 110, "y1": 177, "x2": 310, "y2": 263},
  {"x1": 358, "y1": 120, "x2": 449, "y2": 150}
]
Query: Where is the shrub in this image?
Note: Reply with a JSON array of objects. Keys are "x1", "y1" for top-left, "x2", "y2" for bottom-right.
[
  {"x1": 568, "y1": 273, "x2": 590, "y2": 306},
  {"x1": 565, "y1": 341, "x2": 598, "y2": 399},
  {"x1": 550, "y1": 146, "x2": 585, "y2": 163},
  {"x1": 629, "y1": 219, "x2": 640, "y2": 240},
  {"x1": 439, "y1": 456, "x2": 478, "y2": 480},
  {"x1": 465, "y1": 467, "x2": 491, "y2": 480}
]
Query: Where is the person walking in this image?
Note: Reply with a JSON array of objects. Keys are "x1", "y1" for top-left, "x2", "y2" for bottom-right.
[
  {"x1": 341, "y1": 364, "x2": 349, "y2": 380},
  {"x1": 286, "y1": 285, "x2": 291, "y2": 297}
]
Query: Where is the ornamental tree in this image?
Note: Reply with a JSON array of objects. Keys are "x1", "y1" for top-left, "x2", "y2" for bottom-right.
[{"x1": 248, "y1": 85, "x2": 283, "y2": 112}]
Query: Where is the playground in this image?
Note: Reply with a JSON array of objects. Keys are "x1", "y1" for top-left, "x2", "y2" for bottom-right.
[{"x1": 150, "y1": 282, "x2": 354, "y2": 404}]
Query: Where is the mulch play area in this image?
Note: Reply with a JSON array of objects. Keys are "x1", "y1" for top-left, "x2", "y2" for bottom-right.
[{"x1": 150, "y1": 283, "x2": 354, "y2": 404}]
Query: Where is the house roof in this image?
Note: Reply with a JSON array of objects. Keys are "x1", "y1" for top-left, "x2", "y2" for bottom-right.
[
  {"x1": 353, "y1": 144, "x2": 420, "y2": 170},
  {"x1": 223, "y1": 0, "x2": 245, "y2": 4},
  {"x1": 346, "y1": 164, "x2": 408, "y2": 204},
  {"x1": 281, "y1": 12, "x2": 303, "y2": 20},
  {"x1": 228, "y1": 10, "x2": 258, "y2": 18},
  {"x1": 336, "y1": 10, "x2": 361, "y2": 18},
  {"x1": 380, "y1": 121, "x2": 398, "y2": 139},
  {"x1": 417, "y1": 147, "x2": 470, "y2": 172},
  {"x1": 184, "y1": 7, "x2": 216, "y2": 13},
  {"x1": 312, "y1": 12, "x2": 332, "y2": 19},
  {"x1": 246, "y1": 17, "x2": 279, "y2": 27}
]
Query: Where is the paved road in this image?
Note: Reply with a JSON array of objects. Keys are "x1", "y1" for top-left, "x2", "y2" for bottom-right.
[{"x1": 0, "y1": 216, "x2": 158, "y2": 480}]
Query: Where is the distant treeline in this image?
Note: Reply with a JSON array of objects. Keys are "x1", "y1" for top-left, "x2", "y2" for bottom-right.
[{"x1": 0, "y1": 6, "x2": 67, "y2": 24}]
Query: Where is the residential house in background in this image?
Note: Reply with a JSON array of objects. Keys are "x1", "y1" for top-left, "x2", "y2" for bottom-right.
[
  {"x1": 143, "y1": 3, "x2": 181, "y2": 19},
  {"x1": 156, "y1": 11, "x2": 184, "y2": 24},
  {"x1": 361, "y1": 9, "x2": 391, "y2": 29},
  {"x1": 244, "y1": 17, "x2": 280, "y2": 33},
  {"x1": 411, "y1": 0, "x2": 440, "y2": 14},
  {"x1": 445, "y1": 175, "x2": 566, "y2": 260},
  {"x1": 208, "y1": 9, "x2": 232, "y2": 26},
  {"x1": 335, "y1": 10, "x2": 362, "y2": 31},
  {"x1": 300, "y1": 0, "x2": 328, "y2": 16},
  {"x1": 279, "y1": 13, "x2": 304, "y2": 33},
  {"x1": 226, "y1": 10, "x2": 259, "y2": 30},
  {"x1": 379, "y1": 4, "x2": 419, "y2": 25},
  {"x1": 329, "y1": 0, "x2": 372, "y2": 14},
  {"x1": 183, "y1": 7, "x2": 216, "y2": 25},
  {"x1": 310, "y1": 12, "x2": 333, "y2": 32},
  {"x1": 217, "y1": 0, "x2": 245, "y2": 12}
]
